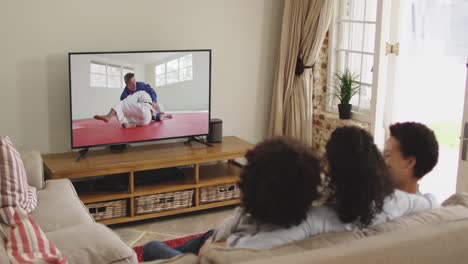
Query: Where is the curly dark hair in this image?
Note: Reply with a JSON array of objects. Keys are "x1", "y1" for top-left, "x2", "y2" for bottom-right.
[
  {"x1": 325, "y1": 126, "x2": 394, "y2": 227},
  {"x1": 239, "y1": 137, "x2": 321, "y2": 227},
  {"x1": 389, "y1": 122, "x2": 439, "y2": 179}
]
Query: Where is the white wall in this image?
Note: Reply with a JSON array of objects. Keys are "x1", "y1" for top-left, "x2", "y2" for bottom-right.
[
  {"x1": 70, "y1": 54, "x2": 146, "y2": 120},
  {"x1": 0, "y1": 0, "x2": 284, "y2": 153}
]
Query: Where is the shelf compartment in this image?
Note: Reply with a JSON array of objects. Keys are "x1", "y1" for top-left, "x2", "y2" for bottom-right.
[
  {"x1": 72, "y1": 173, "x2": 130, "y2": 201},
  {"x1": 198, "y1": 162, "x2": 241, "y2": 187},
  {"x1": 99, "y1": 199, "x2": 240, "y2": 225},
  {"x1": 80, "y1": 192, "x2": 131, "y2": 204},
  {"x1": 134, "y1": 167, "x2": 196, "y2": 196}
]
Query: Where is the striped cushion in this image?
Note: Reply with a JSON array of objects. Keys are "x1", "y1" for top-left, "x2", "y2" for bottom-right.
[
  {"x1": 0, "y1": 136, "x2": 37, "y2": 213},
  {"x1": 0, "y1": 207, "x2": 67, "y2": 264}
]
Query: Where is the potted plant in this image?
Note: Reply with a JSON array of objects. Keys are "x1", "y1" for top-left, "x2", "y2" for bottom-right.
[{"x1": 329, "y1": 69, "x2": 361, "y2": 119}]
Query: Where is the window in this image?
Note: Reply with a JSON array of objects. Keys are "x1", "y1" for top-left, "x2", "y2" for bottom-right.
[
  {"x1": 155, "y1": 54, "x2": 193, "y2": 87},
  {"x1": 90, "y1": 62, "x2": 134, "y2": 89},
  {"x1": 329, "y1": 0, "x2": 378, "y2": 117}
]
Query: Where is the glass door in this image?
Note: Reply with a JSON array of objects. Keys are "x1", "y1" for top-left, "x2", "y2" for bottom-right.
[{"x1": 385, "y1": 0, "x2": 468, "y2": 201}]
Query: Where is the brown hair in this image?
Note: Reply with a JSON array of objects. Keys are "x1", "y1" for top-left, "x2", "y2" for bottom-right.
[
  {"x1": 124, "y1": 72, "x2": 135, "y2": 84},
  {"x1": 325, "y1": 126, "x2": 394, "y2": 227},
  {"x1": 389, "y1": 122, "x2": 439, "y2": 179},
  {"x1": 239, "y1": 137, "x2": 322, "y2": 227}
]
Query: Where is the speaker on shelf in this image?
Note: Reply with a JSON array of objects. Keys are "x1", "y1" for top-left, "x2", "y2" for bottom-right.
[{"x1": 208, "y1": 118, "x2": 222, "y2": 143}]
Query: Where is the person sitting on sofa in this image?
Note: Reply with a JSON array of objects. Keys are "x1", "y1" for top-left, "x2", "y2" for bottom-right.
[
  {"x1": 142, "y1": 136, "x2": 322, "y2": 261},
  {"x1": 384, "y1": 122, "x2": 439, "y2": 196},
  {"x1": 324, "y1": 126, "x2": 439, "y2": 227},
  {"x1": 217, "y1": 126, "x2": 440, "y2": 249}
]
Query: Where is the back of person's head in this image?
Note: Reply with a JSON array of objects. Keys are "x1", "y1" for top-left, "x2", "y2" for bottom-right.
[
  {"x1": 239, "y1": 137, "x2": 321, "y2": 227},
  {"x1": 326, "y1": 126, "x2": 394, "y2": 227},
  {"x1": 124, "y1": 72, "x2": 135, "y2": 84},
  {"x1": 389, "y1": 122, "x2": 439, "y2": 179}
]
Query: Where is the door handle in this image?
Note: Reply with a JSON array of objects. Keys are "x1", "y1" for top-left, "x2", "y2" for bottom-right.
[{"x1": 461, "y1": 123, "x2": 468, "y2": 161}]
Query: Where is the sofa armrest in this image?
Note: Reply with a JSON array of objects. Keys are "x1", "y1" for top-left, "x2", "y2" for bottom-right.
[
  {"x1": 46, "y1": 223, "x2": 138, "y2": 264},
  {"x1": 19, "y1": 150, "x2": 44, "y2": 190}
]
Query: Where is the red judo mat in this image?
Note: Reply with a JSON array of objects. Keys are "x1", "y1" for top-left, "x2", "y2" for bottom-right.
[{"x1": 72, "y1": 112, "x2": 209, "y2": 148}]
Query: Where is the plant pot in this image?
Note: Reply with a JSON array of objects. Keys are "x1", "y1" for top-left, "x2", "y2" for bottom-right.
[{"x1": 338, "y1": 103, "x2": 352, "y2": 119}]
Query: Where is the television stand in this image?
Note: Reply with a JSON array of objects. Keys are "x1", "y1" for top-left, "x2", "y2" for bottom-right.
[
  {"x1": 185, "y1": 136, "x2": 213, "y2": 147},
  {"x1": 43, "y1": 136, "x2": 253, "y2": 225},
  {"x1": 75, "y1": 148, "x2": 89, "y2": 162},
  {"x1": 110, "y1": 144, "x2": 130, "y2": 151}
]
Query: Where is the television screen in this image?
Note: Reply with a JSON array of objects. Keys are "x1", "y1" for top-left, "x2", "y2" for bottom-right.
[{"x1": 69, "y1": 50, "x2": 211, "y2": 149}]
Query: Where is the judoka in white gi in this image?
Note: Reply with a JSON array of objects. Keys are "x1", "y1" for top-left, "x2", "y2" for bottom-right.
[{"x1": 94, "y1": 91, "x2": 172, "y2": 128}]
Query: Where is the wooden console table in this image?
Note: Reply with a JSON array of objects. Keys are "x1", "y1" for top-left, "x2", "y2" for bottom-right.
[{"x1": 42, "y1": 136, "x2": 253, "y2": 225}]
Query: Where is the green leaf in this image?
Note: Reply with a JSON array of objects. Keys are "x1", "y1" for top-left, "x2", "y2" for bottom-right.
[{"x1": 329, "y1": 68, "x2": 361, "y2": 104}]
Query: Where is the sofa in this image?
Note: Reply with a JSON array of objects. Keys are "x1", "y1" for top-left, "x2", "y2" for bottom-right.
[
  {"x1": 0, "y1": 151, "x2": 139, "y2": 264},
  {"x1": 3, "y1": 151, "x2": 468, "y2": 264},
  {"x1": 155, "y1": 194, "x2": 468, "y2": 264},
  {"x1": 0, "y1": 150, "x2": 196, "y2": 264}
]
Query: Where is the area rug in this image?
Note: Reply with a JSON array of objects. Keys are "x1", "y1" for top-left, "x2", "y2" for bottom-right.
[{"x1": 133, "y1": 233, "x2": 203, "y2": 262}]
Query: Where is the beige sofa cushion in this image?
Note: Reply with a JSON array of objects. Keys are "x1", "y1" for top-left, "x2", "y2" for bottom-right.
[
  {"x1": 0, "y1": 247, "x2": 8, "y2": 264},
  {"x1": 442, "y1": 192, "x2": 468, "y2": 207},
  {"x1": 47, "y1": 223, "x2": 137, "y2": 264},
  {"x1": 242, "y1": 219, "x2": 468, "y2": 264},
  {"x1": 142, "y1": 254, "x2": 199, "y2": 264},
  {"x1": 201, "y1": 193, "x2": 468, "y2": 264},
  {"x1": 362, "y1": 193, "x2": 468, "y2": 235},
  {"x1": 200, "y1": 231, "x2": 366, "y2": 264},
  {"x1": 31, "y1": 179, "x2": 94, "y2": 232},
  {"x1": 19, "y1": 150, "x2": 44, "y2": 190},
  {"x1": 363, "y1": 204, "x2": 468, "y2": 235},
  {"x1": 0, "y1": 229, "x2": 9, "y2": 264}
]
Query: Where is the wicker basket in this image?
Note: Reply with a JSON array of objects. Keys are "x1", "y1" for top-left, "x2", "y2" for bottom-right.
[
  {"x1": 86, "y1": 199, "x2": 127, "y2": 221},
  {"x1": 200, "y1": 183, "x2": 240, "y2": 204},
  {"x1": 135, "y1": 190, "x2": 194, "y2": 215}
]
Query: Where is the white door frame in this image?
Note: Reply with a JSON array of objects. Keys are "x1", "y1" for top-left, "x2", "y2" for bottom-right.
[
  {"x1": 369, "y1": 0, "x2": 392, "y2": 149},
  {"x1": 456, "y1": 62, "x2": 468, "y2": 192}
]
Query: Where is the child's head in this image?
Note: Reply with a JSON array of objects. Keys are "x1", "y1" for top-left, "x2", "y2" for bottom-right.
[
  {"x1": 239, "y1": 137, "x2": 321, "y2": 227},
  {"x1": 384, "y1": 122, "x2": 439, "y2": 191},
  {"x1": 326, "y1": 126, "x2": 394, "y2": 227}
]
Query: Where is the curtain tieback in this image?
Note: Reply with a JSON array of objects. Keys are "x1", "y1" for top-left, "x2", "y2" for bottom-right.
[{"x1": 295, "y1": 57, "x2": 314, "y2": 75}]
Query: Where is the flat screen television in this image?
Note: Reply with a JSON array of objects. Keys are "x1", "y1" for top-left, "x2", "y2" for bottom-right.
[{"x1": 69, "y1": 50, "x2": 211, "y2": 149}]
